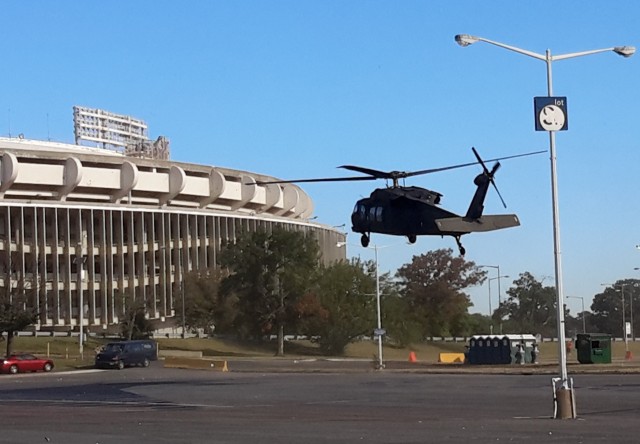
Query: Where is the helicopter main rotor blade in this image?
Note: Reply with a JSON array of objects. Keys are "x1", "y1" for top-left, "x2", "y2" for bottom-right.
[
  {"x1": 338, "y1": 165, "x2": 394, "y2": 179},
  {"x1": 256, "y1": 148, "x2": 546, "y2": 186},
  {"x1": 255, "y1": 176, "x2": 376, "y2": 185},
  {"x1": 405, "y1": 149, "x2": 546, "y2": 178}
]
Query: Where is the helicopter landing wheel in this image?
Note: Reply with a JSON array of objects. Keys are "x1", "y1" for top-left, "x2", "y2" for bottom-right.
[
  {"x1": 407, "y1": 234, "x2": 417, "y2": 244},
  {"x1": 454, "y1": 236, "x2": 466, "y2": 256},
  {"x1": 361, "y1": 234, "x2": 370, "y2": 248}
]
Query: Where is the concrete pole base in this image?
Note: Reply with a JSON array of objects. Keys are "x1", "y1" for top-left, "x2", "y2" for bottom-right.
[{"x1": 554, "y1": 387, "x2": 577, "y2": 419}]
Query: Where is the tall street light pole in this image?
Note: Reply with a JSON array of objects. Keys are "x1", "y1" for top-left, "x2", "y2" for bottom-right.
[
  {"x1": 456, "y1": 35, "x2": 634, "y2": 414},
  {"x1": 566, "y1": 296, "x2": 586, "y2": 334}
]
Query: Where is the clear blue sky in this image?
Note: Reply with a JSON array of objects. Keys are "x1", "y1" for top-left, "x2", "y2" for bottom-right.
[{"x1": 2, "y1": 1, "x2": 639, "y2": 316}]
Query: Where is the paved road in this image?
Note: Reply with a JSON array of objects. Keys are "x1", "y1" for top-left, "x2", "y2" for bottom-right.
[{"x1": 0, "y1": 363, "x2": 639, "y2": 443}]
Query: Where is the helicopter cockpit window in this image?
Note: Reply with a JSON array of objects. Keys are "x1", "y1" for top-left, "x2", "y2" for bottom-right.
[{"x1": 375, "y1": 207, "x2": 383, "y2": 222}]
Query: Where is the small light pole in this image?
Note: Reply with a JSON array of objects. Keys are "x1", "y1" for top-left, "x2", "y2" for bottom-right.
[
  {"x1": 180, "y1": 253, "x2": 186, "y2": 338},
  {"x1": 566, "y1": 296, "x2": 586, "y2": 333},
  {"x1": 479, "y1": 265, "x2": 508, "y2": 334},
  {"x1": 488, "y1": 276, "x2": 510, "y2": 310},
  {"x1": 373, "y1": 244, "x2": 383, "y2": 369},
  {"x1": 74, "y1": 243, "x2": 86, "y2": 358},
  {"x1": 632, "y1": 268, "x2": 640, "y2": 340},
  {"x1": 601, "y1": 283, "x2": 628, "y2": 352},
  {"x1": 337, "y1": 241, "x2": 389, "y2": 370}
]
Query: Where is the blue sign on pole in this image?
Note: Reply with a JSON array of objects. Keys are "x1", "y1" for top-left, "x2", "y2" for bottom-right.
[{"x1": 534, "y1": 96, "x2": 568, "y2": 132}]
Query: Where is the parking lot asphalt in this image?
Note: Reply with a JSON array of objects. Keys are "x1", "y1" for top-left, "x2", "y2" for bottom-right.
[{"x1": 0, "y1": 361, "x2": 639, "y2": 443}]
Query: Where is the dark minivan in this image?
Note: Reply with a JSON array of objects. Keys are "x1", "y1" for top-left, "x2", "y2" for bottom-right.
[{"x1": 95, "y1": 340, "x2": 158, "y2": 370}]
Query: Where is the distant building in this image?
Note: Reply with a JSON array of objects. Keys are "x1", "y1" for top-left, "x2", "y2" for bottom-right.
[{"x1": 0, "y1": 132, "x2": 345, "y2": 332}]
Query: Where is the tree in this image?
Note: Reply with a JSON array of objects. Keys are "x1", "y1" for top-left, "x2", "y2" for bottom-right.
[
  {"x1": 591, "y1": 280, "x2": 640, "y2": 337},
  {"x1": 463, "y1": 313, "x2": 494, "y2": 335},
  {"x1": 120, "y1": 302, "x2": 154, "y2": 340},
  {"x1": 0, "y1": 277, "x2": 39, "y2": 356},
  {"x1": 564, "y1": 309, "x2": 595, "y2": 338},
  {"x1": 499, "y1": 272, "x2": 556, "y2": 337},
  {"x1": 395, "y1": 248, "x2": 485, "y2": 337},
  {"x1": 295, "y1": 259, "x2": 376, "y2": 355},
  {"x1": 381, "y1": 291, "x2": 423, "y2": 347},
  {"x1": 220, "y1": 228, "x2": 319, "y2": 355},
  {"x1": 179, "y1": 269, "x2": 233, "y2": 336}
]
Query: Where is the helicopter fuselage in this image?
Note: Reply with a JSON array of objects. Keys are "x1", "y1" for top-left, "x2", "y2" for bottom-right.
[{"x1": 350, "y1": 186, "x2": 462, "y2": 237}]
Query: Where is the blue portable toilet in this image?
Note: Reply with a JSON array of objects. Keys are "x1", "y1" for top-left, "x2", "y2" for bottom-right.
[
  {"x1": 468, "y1": 335, "x2": 492, "y2": 364},
  {"x1": 467, "y1": 335, "x2": 484, "y2": 364},
  {"x1": 468, "y1": 334, "x2": 537, "y2": 365}
]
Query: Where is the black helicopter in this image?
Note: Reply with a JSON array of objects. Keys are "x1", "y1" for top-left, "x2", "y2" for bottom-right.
[{"x1": 259, "y1": 148, "x2": 544, "y2": 255}]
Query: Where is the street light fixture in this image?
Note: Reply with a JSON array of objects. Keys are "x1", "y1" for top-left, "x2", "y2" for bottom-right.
[
  {"x1": 456, "y1": 34, "x2": 634, "y2": 411},
  {"x1": 566, "y1": 296, "x2": 586, "y2": 334},
  {"x1": 455, "y1": 34, "x2": 635, "y2": 61}
]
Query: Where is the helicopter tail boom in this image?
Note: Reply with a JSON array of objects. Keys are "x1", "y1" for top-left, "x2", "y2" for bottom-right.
[{"x1": 435, "y1": 214, "x2": 520, "y2": 233}]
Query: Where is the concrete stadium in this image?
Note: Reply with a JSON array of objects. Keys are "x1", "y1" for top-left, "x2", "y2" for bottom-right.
[{"x1": 0, "y1": 128, "x2": 345, "y2": 334}]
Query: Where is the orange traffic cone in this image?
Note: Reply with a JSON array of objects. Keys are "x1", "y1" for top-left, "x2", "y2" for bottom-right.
[
  {"x1": 625, "y1": 350, "x2": 633, "y2": 361},
  {"x1": 408, "y1": 351, "x2": 417, "y2": 363}
]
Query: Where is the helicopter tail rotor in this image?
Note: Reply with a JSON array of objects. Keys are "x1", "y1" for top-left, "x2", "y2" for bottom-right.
[{"x1": 472, "y1": 147, "x2": 507, "y2": 208}]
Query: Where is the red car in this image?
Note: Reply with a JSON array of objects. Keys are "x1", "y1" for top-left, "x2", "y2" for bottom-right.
[{"x1": 1, "y1": 354, "x2": 54, "y2": 374}]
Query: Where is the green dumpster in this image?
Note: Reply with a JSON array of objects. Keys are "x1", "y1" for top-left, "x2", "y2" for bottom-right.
[{"x1": 576, "y1": 333, "x2": 612, "y2": 364}]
